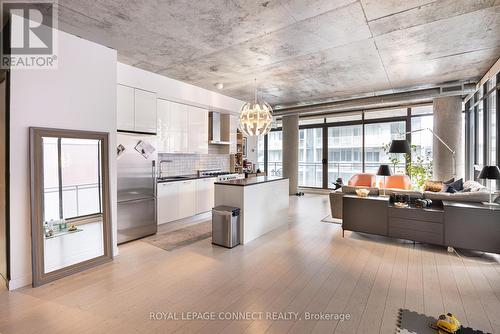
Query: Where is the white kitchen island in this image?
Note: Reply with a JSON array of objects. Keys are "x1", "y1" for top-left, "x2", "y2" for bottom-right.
[{"x1": 214, "y1": 176, "x2": 289, "y2": 244}]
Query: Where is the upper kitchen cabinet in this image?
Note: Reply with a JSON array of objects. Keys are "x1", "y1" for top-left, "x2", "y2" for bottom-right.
[
  {"x1": 117, "y1": 84, "x2": 157, "y2": 134},
  {"x1": 157, "y1": 99, "x2": 208, "y2": 154},
  {"x1": 188, "y1": 105, "x2": 208, "y2": 154},
  {"x1": 134, "y1": 89, "x2": 157, "y2": 133},
  {"x1": 117, "y1": 85, "x2": 135, "y2": 132}
]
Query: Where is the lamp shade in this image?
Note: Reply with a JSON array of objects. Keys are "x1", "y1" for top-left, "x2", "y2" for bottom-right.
[
  {"x1": 239, "y1": 101, "x2": 273, "y2": 136},
  {"x1": 389, "y1": 139, "x2": 411, "y2": 154},
  {"x1": 377, "y1": 164, "x2": 392, "y2": 176},
  {"x1": 478, "y1": 165, "x2": 500, "y2": 179}
]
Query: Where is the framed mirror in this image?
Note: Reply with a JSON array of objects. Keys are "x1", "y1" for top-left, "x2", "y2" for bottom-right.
[{"x1": 30, "y1": 128, "x2": 112, "y2": 287}]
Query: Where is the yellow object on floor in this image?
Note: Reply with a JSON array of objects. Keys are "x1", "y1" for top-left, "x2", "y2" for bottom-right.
[{"x1": 430, "y1": 313, "x2": 461, "y2": 334}]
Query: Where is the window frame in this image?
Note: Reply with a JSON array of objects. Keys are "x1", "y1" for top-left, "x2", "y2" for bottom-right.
[{"x1": 262, "y1": 104, "x2": 434, "y2": 189}]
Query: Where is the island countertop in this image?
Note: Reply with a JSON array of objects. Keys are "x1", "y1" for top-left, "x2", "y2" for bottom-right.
[{"x1": 214, "y1": 176, "x2": 288, "y2": 187}]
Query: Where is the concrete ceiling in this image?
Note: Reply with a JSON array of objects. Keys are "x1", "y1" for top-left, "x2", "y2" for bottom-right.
[{"x1": 55, "y1": 0, "x2": 500, "y2": 107}]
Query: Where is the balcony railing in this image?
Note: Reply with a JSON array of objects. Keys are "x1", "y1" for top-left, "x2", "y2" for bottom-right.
[
  {"x1": 268, "y1": 161, "x2": 410, "y2": 188},
  {"x1": 44, "y1": 183, "x2": 101, "y2": 220}
]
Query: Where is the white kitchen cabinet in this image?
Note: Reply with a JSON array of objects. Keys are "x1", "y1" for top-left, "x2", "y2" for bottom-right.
[
  {"x1": 134, "y1": 89, "x2": 157, "y2": 133},
  {"x1": 188, "y1": 105, "x2": 208, "y2": 154},
  {"x1": 195, "y1": 177, "x2": 216, "y2": 214},
  {"x1": 157, "y1": 181, "x2": 180, "y2": 224},
  {"x1": 169, "y1": 102, "x2": 189, "y2": 153},
  {"x1": 178, "y1": 180, "x2": 196, "y2": 219},
  {"x1": 117, "y1": 85, "x2": 157, "y2": 134},
  {"x1": 157, "y1": 99, "x2": 171, "y2": 153},
  {"x1": 157, "y1": 99, "x2": 208, "y2": 154},
  {"x1": 117, "y1": 85, "x2": 135, "y2": 132}
]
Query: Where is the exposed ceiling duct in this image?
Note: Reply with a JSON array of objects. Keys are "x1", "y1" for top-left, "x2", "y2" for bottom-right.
[{"x1": 273, "y1": 83, "x2": 476, "y2": 117}]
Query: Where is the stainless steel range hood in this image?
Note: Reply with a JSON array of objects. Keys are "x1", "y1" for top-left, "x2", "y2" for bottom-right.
[{"x1": 209, "y1": 111, "x2": 230, "y2": 145}]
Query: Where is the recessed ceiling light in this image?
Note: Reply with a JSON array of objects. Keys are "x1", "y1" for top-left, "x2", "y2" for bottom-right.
[{"x1": 215, "y1": 83, "x2": 224, "y2": 90}]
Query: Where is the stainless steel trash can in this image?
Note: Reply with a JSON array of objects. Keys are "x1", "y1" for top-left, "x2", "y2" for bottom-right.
[{"x1": 212, "y1": 205, "x2": 240, "y2": 248}]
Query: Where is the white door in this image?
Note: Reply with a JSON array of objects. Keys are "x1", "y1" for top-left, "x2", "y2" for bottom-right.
[
  {"x1": 157, "y1": 181, "x2": 180, "y2": 224},
  {"x1": 178, "y1": 180, "x2": 196, "y2": 219},
  {"x1": 157, "y1": 99, "x2": 171, "y2": 153},
  {"x1": 188, "y1": 106, "x2": 208, "y2": 154},
  {"x1": 117, "y1": 85, "x2": 135, "y2": 132},
  {"x1": 134, "y1": 89, "x2": 157, "y2": 133},
  {"x1": 195, "y1": 177, "x2": 216, "y2": 214}
]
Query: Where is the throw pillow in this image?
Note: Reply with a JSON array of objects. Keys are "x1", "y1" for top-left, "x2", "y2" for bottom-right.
[
  {"x1": 446, "y1": 186, "x2": 457, "y2": 193},
  {"x1": 463, "y1": 180, "x2": 486, "y2": 192},
  {"x1": 424, "y1": 180, "x2": 443, "y2": 192},
  {"x1": 443, "y1": 177, "x2": 455, "y2": 185},
  {"x1": 442, "y1": 177, "x2": 455, "y2": 191},
  {"x1": 445, "y1": 178, "x2": 463, "y2": 193}
]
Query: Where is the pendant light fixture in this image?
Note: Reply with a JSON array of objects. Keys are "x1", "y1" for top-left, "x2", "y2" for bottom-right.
[{"x1": 239, "y1": 79, "x2": 273, "y2": 136}]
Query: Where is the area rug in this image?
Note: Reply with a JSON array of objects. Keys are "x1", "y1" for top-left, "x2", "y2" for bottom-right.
[
  {"x1": 321, "y1": 214, "x2": 342, "y2": 225},
  {"x1": 397, "y1": 308, "x2": 488, "y2": 334},
  {"x1": 142, "y1": 220, "x2": 212, "y2": 251}
]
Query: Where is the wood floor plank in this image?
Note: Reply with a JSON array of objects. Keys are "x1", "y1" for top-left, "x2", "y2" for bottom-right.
[
  {"x1": 421, "y1": 248, "x2": 445, "y2": 318},
  {"x1": 378, "y1": 241, "x2": 410, "y2": 334},
  {"x1": 355, "y1": 241, "x2": 398, "y2": 334},
  {"x1": 448, "y1": 252, "x2": 495, "y2": 333},
  {"x1": 433, "y1": 249, "x2": 469, "y2": 327},
  {"x1": 333, "y1": 240, "x2": 388, "y2": 334},
  {"x1": 461, "y1": 257, "x2": 500, "y2": 333},
  {"x1": 310, "y1": 234, "x2": 377, "y2": 334},
  {"x1": 286, "y1": 232, "x2": 366, "y2": 334},
  {"x1": 404, "y1": 244, "x2": 424, "y2": 314}
]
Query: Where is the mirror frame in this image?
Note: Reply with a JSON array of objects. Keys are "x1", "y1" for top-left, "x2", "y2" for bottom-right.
[{"x1": 30, "y1": 127, "x2": 113, "y2": 287}]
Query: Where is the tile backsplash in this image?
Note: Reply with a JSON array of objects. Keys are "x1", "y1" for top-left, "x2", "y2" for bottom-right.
[{"x1": 158, "y1": 145, "x2": 230, "y2": 177}]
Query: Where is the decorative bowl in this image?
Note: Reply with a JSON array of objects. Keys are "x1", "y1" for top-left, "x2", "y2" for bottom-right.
[{"x1": 355, "y1": 189, "x2": 370, "y2": 198}]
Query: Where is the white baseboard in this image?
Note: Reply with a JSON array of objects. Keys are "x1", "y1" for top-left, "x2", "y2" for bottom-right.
[
  {"x1": 8, "y1": 273, "x2": 32, "y2": 290},
  {"x1": 298, "y1": 187, "x2": 331, "y2": 195}
]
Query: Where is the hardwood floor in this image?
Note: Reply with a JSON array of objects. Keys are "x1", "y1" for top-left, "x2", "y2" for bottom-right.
[{"x1": 1, "y1": 194, "x2": 500, "y2": 333}]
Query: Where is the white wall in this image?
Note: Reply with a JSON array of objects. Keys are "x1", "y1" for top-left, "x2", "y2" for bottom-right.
[
  {"x1": 117, "y1": 63, "x2": 243, "y2": 114},
  {"x1": 0, "y1": 78, "x2": 6, "y2": 285},
  {"x1": 9, "y1": 30, "x2": 117, "y2": 290}
]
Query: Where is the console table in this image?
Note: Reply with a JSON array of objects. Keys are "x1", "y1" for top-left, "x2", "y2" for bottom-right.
[{"x1": 342, "y1": 194, "x2": 500, "y2": 254}]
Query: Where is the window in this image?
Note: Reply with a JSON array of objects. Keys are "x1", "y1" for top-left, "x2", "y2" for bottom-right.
[
  {"x1": 488, "y1": 91, "x2": 497, "y2": 165},
  {"x1": 259, "y1": 104, "x2": 442, "y2": 187},
  {"x1": 298, "y1": 128, "x2": 323, "y2": 187},
  {"x1": 411, "y1": 105, "x2": 433, "y2": 116},
  {"x1": 327, "y1": 125, "x2": 362, "y2": 185},
  {"x1": 477, "y1": 103, "x2": 484, "y2": 165},
  {"x1": 364, "y1": 108, "x2": 407, "y2": 120},
  {"x1": 411, "y1": 115, "x2": 433, "y2": 163},
  {"x1": 299, "y1": 117, "x2": 324, "y2": 126},
  {"x1": 267, "y1": 131, "x2": 282, "y2": 176},
  {"x1": 364, "y1": 121, "x2": 406, "y2": 174},
  {"x1": 464, "y1": 75, "x2": 499, "y2": 186},
  {"x1": 326, "y1": 112, "x2": 362, "y2": 123},
  {"x1": 43, "y1": 137, "x2": 102, "y2": 222},
  {"x1": 257, "y1": 135, "x2": 265, "y2": 170}
]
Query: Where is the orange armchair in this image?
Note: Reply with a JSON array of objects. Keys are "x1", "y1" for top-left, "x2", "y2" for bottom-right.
[
  {"x1": 385, "y1": 175, "x2": 412, "y2": 190},
  {"x1": 348, "y1": 173, "x2": 376, "y2": 187}
]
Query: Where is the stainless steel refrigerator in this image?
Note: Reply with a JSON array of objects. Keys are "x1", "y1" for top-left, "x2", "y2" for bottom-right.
[{"x1": 117, "y1": 133, "x2": 157, "y2": 244}]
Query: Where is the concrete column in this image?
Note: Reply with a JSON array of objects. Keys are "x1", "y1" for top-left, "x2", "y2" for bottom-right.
[
  {"x1": 432, "y1": 96, "x2": 463, "y2": 180},
  {"x1": 282, "y1": 115, "x2": 299, "y2": 195}
]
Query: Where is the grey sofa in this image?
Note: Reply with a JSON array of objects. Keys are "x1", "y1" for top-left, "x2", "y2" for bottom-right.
[{"x1": 329, "y1": 185, "x2": 497, "y2": 219}]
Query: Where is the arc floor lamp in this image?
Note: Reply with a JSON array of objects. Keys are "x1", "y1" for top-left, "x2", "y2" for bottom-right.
[{"x1": 389, "y1": 127, "x2": 456, "y2": 177}]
